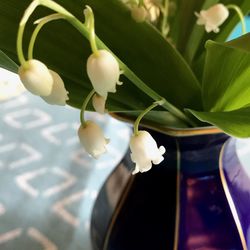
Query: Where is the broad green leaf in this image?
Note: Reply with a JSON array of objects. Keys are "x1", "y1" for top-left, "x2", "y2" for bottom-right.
[
  {"x1": 188, "y1": 107, "x2": 250, "y2": 138},
  {"x1": 0, "y1": 0, "x2": 202, "y2": 117},
  {"x1": 226, "y1": 32, "x2": 250, "y2": 50},
  {"x1": 202, "y1": 35, "x2": 250, "y2": 112},
  {"x1": 114, "y1": 110, "x2": 188, "y2": 128},
  {"x1": 0, "y1": 49, "x2": 18, "y2": 72}
]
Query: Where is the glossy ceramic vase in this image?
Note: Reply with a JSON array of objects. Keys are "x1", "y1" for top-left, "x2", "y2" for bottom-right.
[{"x1": 91, "y1": 128, "x2": 250, "y2": 250}]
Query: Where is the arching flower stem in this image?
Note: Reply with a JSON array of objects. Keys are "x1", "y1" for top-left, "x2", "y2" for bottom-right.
[
  {"x1": 226, "y1": 4, "x2": 246, "y2": 35},
  {"x1": 28, "y1": 13, "x2": 65, "y2": 60},
  {"x1": 84, "y1": 6, "x2": 99, "y2": 56},
  {"x1": 17, "y1": 0, "x2": 73, "y2": 67},
  {"x1": 138, "y1": 0, "x2": 144, "y2": 6},
  {"x1": 17, "y1": 0, "x2": 39, "y2": 66},
  {"x1": 80, "y1": 89, "x2": 96, "y2": 126},
  {"x1": 160, "y1": 0, "x2": 169, "y2": 36},
  {"x1": 133, "y1": 99, "x2": 165, "y2": 135}
]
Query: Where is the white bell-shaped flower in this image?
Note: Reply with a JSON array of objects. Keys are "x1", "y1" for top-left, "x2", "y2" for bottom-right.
[
  {"x1": 42, "y1": 70, "x2": 69, "y2": 105},
  {"x1": 87, "y1": 50, "x2": 122, "y2": 98},
  {"x1": 131, "y1": 6, "x2": 147, "y2": 22},
  {"x1": 130, "y1": 130, "x2": 166, "y2": 174},
  {"x1": 18, "y1": 59, "x2": 53, "y2": 96},
  {"x1": 195, "y1": 4, "x2": 229, "y2": 33},
  {"x1": 78, "y1": 121, "x2": 109, "y2": 158},
  {"x1": 92, "y1": 93, "x2": 107, "y2": 114},
  {"x1": 144, "y1": 0, "x2": 161, "y2": 22}
]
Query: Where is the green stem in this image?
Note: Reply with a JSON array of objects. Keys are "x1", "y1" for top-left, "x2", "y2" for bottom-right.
[
  {"x1": 134, "y1": 100, "x2": 164, "y2": 135},
  {"x1": 227, "y1": 4, "x2": 246, "y2": 35},
  {"x1": 80, "y1": 89, "x2": 95, "y2": 125},
  {"x1": 160, "y1": 0, "x2": 169, "y2": 36},
  {"x1": 21, "y1": 0, "x2": 196, "y2": 127},
  {"x1": 138, "y1": 0, "x2": 144, "y2": 6},
  {"x1": 84, "y1": 6, "x2": 99, "y2": 56},
  {"x1": 28, "y1": 13, "x2": 65, "y2": 60},
  {"x1": 17, "y1": 0, "x2": 40, "y2": 66},
  {"x1": 122, "y1": 69, "x2": 196, "y2": 126}
]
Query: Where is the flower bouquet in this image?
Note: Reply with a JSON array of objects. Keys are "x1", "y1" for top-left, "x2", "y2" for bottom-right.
[
  {"x1": 1, "y1": 0, "x2": 250, "y2": 249},
  {"x1": 1, "y1": 0, "x2": 250, "y2": 175},
  {"x1": 0, "y1": 0, "x2": 250, "y2": 173}
]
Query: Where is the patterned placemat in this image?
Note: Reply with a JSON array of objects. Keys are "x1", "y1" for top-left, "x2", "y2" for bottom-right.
[
  {"x1": 0, "y1": 88, "x2": 131, "y2": 250},
  {"x1": 0, "y1": 68, "x2": 25, "y2": 101}
]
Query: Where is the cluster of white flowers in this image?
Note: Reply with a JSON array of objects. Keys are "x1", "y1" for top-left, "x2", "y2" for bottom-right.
[
  {"x1": 81, "y1": 47, "x2": 166, "y2": 173},
  {"x1": 77, "y1": 48, "x2": 122, "y2": 158},
  {"x1": 127, "y1": 1, "x2": 233, "y2": 34},
  {"x1": 17, "y1": 1, "x2": 244, "y2": 174},
  {"x1": 18, "y1": 43, "x2": 165, "y2": 175},
  {"x1": 16, "y1": 3, "x2": 167, "y2": 175}
]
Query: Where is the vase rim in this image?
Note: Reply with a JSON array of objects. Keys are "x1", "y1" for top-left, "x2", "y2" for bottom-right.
[{"x1": 110, "y1": 113, "x2": 222, "y2": 137}]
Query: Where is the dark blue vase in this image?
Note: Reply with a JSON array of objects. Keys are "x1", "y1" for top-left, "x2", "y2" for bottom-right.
[{"x1": 91, "y1": 128, "x2": 249, "y2": 250}]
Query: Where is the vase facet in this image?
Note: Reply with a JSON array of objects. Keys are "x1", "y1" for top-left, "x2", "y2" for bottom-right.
[{"x1": 91, "y1": 130, "x2": 245, "y2": 250}]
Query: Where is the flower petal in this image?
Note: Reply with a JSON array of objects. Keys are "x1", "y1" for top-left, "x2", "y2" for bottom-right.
[
  {"x1": 87, "y1": 50, "x2": 121, "y2": 98},
  {"x1": 42, "y1": 70, "x2": 69, "y2": 105},
  {"x1": 129, "y1": 130, "x2": 166, "y2": 174},
  {"x1": 18, "y1": 59, "x2": 53, "y2": 96},
  {"x1": 78, "y1": 121, "x2": 109, "y2": 158}
]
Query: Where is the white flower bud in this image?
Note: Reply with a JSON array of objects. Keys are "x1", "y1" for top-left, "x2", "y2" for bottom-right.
[
  {"x1": 78, "y1": 121, "x2": 109, "y2": 158},
  {"x1": 18, "y1": 59, "x2": 53, "y2": 96},
  {"x1": 130, "y1": 130, "x2": 166, "y2": 174},
  {"x1": 87, "y1": 50, "x2": 122, "y2": 98},
  {"x1": 131, "y1": 6, "x2": 147, "y2": 22},
  {"x1": 41, "y1": 70, "x2": 69, "y2": 106},
  {"x1": 195, "y1": 4, "x2": 229, "y2": 33},
  {"x1": 144, "y1": 0, "x2": 160, "y2": 22},
  {"x1": 92, "y1": 93, "x2": 107, "y2": 114}
]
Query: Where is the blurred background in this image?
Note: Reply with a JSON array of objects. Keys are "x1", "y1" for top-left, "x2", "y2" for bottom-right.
[{"x1": 0, "y1": 68, "x2": 131, "y2": 250}]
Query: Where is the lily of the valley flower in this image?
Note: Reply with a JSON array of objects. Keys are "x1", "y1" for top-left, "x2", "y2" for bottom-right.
[
  {"x1": 195, "y1": 4, "x2": 229, "y2": 33},
  {"x1": 87, "y1": 49, "x2": 122, "y2": 98},
  {"x1": 131, "y1": 5, "x2": 147, "y2": 22},
  {"x1": 144, "y1": 0, "x2": 160, "y2": 22},
  {"x1": 92, "y1": 93, "x2": 107, "y2": 114},
  {"x1": 42, "y1": 70, "x2": 69, "y2": 105},
  {"x1": 18, "y1": 59, "x2": 53, "y2": 96},
  {"x1": 78, "y1": 120, "x2": 109, "y2": 158},
  {"x1": 130, "y1": 130, "x2": 166, "y2": 174}
]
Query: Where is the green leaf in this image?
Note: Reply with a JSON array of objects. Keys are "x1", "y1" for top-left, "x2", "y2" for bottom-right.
[
  {"x1": 202, "y1": 35, "x2": 250, "y2": 112},
  {"x1": 114, "y1": 110, "x2": 188, "y2": 128},
  {"x1": 188, "y1": 107, "x2": 250, "y2": 138},
  {"x1": 0, "y1": 49, "x2": 18, "y2": 72},
  {"x1": 0, "y1": 0, "x2": 202, "y2": 116},
  {"x1": 226, "y1": 32, "x2": 250, "y2": 50}
]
